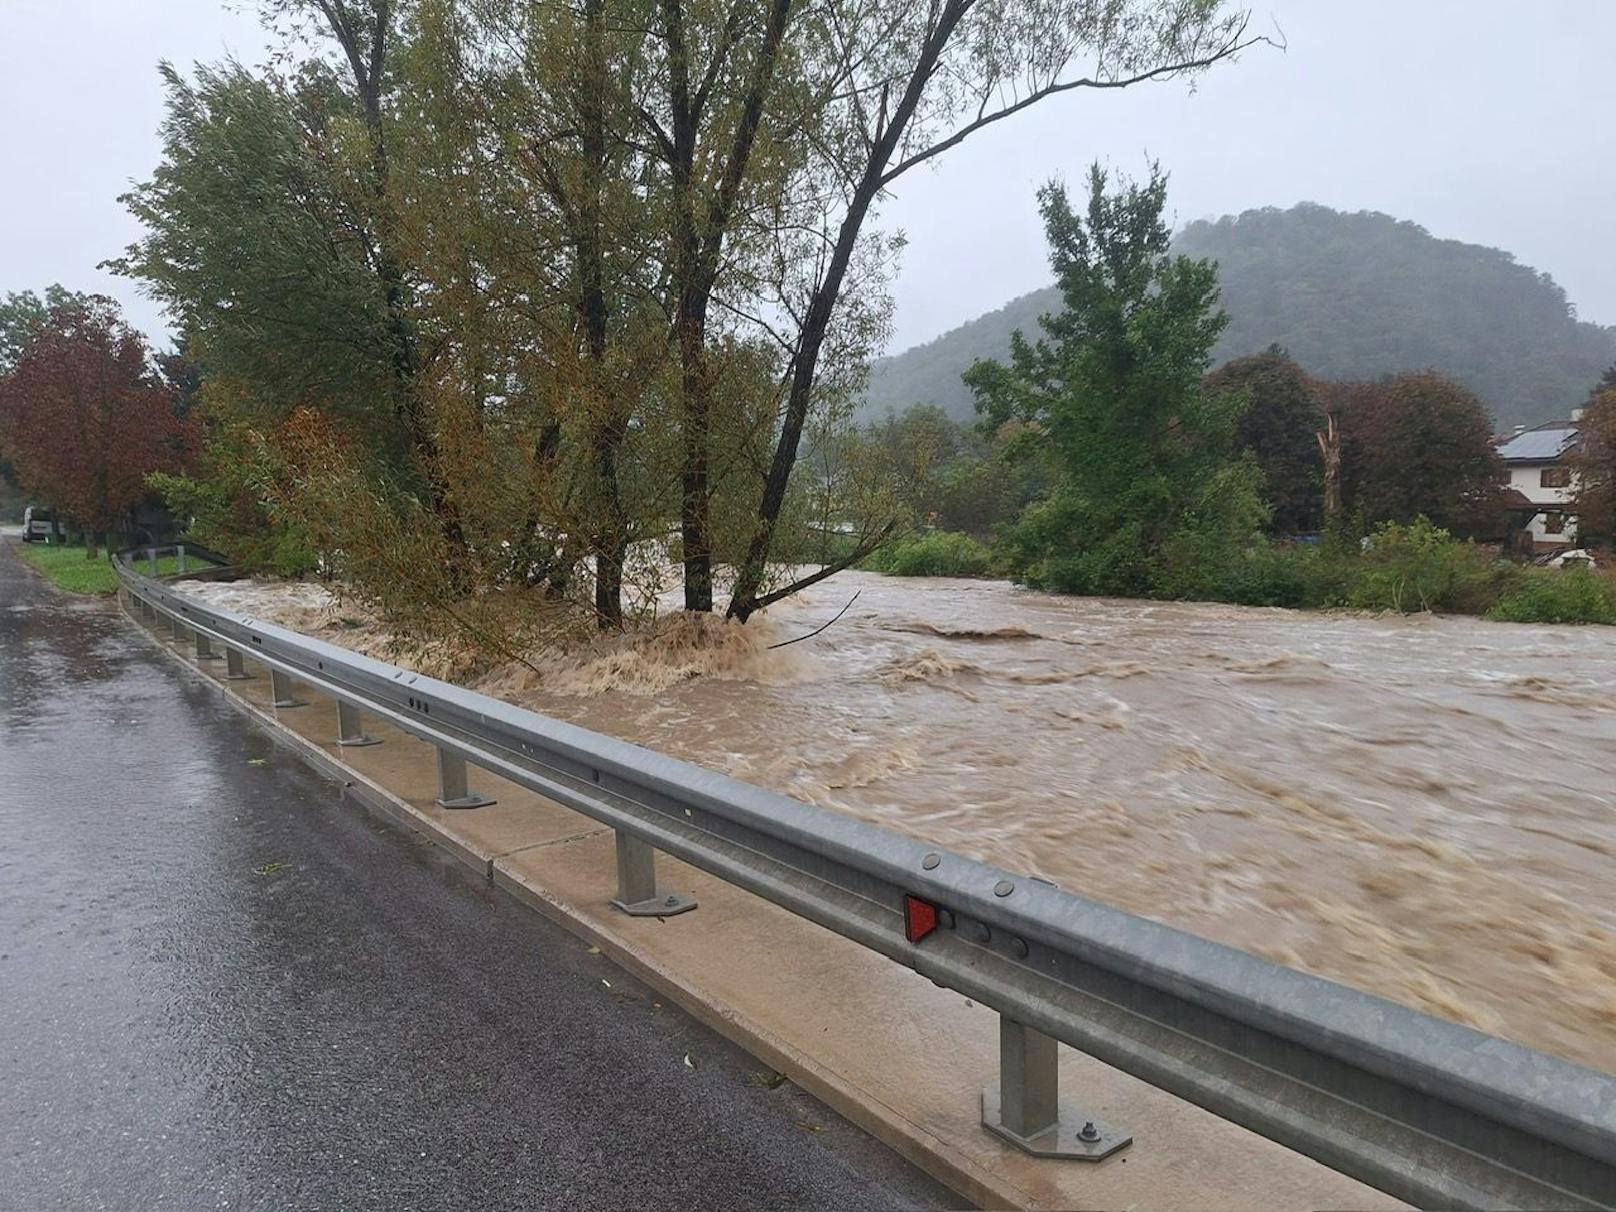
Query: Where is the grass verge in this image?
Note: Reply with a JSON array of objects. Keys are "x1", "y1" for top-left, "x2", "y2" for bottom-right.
[{"x1": 16, "y1": 542, "x2": 187, "y2": 595}]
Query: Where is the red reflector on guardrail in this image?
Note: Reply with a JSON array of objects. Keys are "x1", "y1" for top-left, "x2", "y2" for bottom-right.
[{"x1": 904, "y1": 894, "x2": 938, "y2": 944}]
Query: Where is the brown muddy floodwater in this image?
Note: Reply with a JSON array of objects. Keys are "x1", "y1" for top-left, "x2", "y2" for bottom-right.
[{"x1": 192, "y1": 572, "x2": 1616, "y2": 1072}]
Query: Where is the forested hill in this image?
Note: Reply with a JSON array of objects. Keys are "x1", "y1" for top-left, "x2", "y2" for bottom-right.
[{"x1": 863, "y1": 204, "x2": 1616, "y2": 431}]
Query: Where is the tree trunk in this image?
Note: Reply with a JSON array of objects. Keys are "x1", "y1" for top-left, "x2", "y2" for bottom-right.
[
  {"x1": 1317, "y1": 413, "x2": 1342, "y2": 524},
  {"x1": 726, "y1": 2, "x2": 968, "y2": 621}
]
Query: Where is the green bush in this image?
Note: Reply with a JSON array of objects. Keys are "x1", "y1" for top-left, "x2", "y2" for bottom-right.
[
  {"x1": 866, "y1": 530, "x2": 993, "y2": 577},
  {"x1": 1488, "y1": 567, "x2": 1616, "y2": 624},
  {"x1": 1212, "y1": 543, "x2": 1320, "y2": 608},
  {"x1": 149, "y1": 463, "x2": 317, "y2": 578},
  {"x1": 1344, "y1": 518, "x2": 1509, "y2": 614}
]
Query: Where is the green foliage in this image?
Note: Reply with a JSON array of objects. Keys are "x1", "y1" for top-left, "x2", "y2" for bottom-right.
[
  {"x1": 112, "y1": 64, "x2": 401, "y2": 441},
  {"x1": 146, "y1": 420, "x2": 317, "y2": 577},
  {"x1": 0, "y1": 286, "x2": 94, "y2": 374},
  {"x1": 1204, "y1": 346, "x2": 1324, "y2": 534},
  {"x1": 862, "y1": 204, "x2": 1616, "y2": 432},
  {"x1": 1343, "y1": 519, "x2": 1507, "y2": 614},
  {"x1": 967, "y1": 165, "x2": 1267, "y2": 598},
  {"x1": 865, "y1": 531, "x2": 993, "y2": 577},
  {"x1": 1488, "y1": 568, "x2": 1616, "y2": 625}
]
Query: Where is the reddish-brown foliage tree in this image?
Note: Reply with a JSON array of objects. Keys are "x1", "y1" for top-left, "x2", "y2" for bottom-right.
[
  {"x1": 0, "y1": 298, "x2": 193, "y2": 541},
  {"x1": 1325, "y1": 371, "x2": 1503, "y2": 533},
  {"x1": 1570, "y1": 388, "x2": 1616, "y2": 541}
]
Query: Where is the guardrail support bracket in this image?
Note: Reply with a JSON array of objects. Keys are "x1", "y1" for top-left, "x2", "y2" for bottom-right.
[
  {"x1": 194, "y1": 632, "x2": 220, "y2": 661},
  {"x1": 169, "y1": 616, "x2": 188, "y2": 643},
  {"x1": 611, "y1": 831, "x2": 697, "y2": 917},
  {"x1": 436, "y1": 748, "x2": 495, "y2": 809},
  {"x1": 224, "y1": 648, "x2": 252, "y2": 680},
  {"x1": 269, "y1": 669, "x2": 307, "y2": 709},
  {"x1": 337, "y1": 701, "x2": 381, "y2": 748},
  {"x1": 982, "y1": 1017, "x2": 1130, "y2": 1161}
]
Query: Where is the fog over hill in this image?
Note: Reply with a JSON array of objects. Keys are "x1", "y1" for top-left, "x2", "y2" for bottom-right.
[{"x1": 862, "y1": 204, "x2": 1616, "y2": 432}]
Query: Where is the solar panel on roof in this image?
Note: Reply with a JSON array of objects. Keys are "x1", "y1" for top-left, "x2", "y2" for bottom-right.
[{"x1": 1497, "y1": 427, "x2": 1577, "y2": 461}]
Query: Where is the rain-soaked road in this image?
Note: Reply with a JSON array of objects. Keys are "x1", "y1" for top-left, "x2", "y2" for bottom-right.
[{"x1": 0, "y1": 540, "x2": 953, "y2": 1211}]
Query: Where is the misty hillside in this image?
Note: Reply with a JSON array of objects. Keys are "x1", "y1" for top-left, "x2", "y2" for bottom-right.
[{"x1": 863, "y1": 203, "x2": 1616, "y2": 431}]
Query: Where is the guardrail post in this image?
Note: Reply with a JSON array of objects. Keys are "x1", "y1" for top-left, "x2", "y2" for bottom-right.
[
  {"x1": 336, "y1": 701, "x2": 381, "y2": 748},
  {"x1": 147, "y1": 547, "x2": 159, "y2": 576},
  {"x1": 436, "y1": 748, "x2": 495, "y2": 809},
  {"x1": 611, "y1": 831, "x2": 697, "y2": 917},
  {"x1": 269, "y1": 669, "x2": 306, "y2": 709},
  {"x1": 169, "y1": 616, "x2": 188, "y2": 644},
  {"x1": 982, "y1": 1016, "x2": 1129, "y2": 1161},
  {"x1": 224, "y1": 647, "x2": 251, "y2": 680},
  {"x1": 193, "y1": 631, "x2": 220, "y2": 662},
  {"x1": 176, "y1": 544, "x2": 187, "y2": 574}
]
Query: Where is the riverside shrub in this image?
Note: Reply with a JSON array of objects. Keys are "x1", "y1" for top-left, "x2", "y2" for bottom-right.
[
  {"x1": 1344, "y1": 519, "x2": 1509, "y2": 614},
  {"x1": 1488, "y1": 567, "x2": 1616, "y2": 624},
  {"x1": 867, "y1": 531, "x2": 994, "y2": 577}
]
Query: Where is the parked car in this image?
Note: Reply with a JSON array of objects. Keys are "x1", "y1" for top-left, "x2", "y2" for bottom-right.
[{"x1": 21, "y1": 505, "x2": 57, "y2": 543}]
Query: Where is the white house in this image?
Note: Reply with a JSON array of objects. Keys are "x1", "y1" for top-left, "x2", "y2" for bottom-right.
[{"x1": 1496, "y1": 410, "x2": 1584, "y2": 548}]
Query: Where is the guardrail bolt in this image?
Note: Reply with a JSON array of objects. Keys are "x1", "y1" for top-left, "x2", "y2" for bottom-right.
[
  {"x1": 982, "y1": 1016, "x2": 1131, "y2": 1161},
  {"x1": 610, "y1": 831, "x2": 697, "y2": 917},
  {"x1": 994, "y1": 880, "x2": 1015, "y2": 897},
  {"x1": 922, "y1": 853, "x2": 941, "y2": 870}
]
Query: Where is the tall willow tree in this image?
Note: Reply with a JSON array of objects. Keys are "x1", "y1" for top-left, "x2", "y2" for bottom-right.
[{"x1": 617, "y1": 0, "x2": 1264, "y2": 618}]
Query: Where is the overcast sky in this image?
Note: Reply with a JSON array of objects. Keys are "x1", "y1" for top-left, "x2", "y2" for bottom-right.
[{"x1": 3, "y1": 0, "x2": 1613, "y2": 355}]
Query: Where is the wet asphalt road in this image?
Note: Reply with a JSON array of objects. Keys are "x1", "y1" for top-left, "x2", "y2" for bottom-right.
[{"x1": 0, "y1": 540, "x2": 956, "y2": 1211}]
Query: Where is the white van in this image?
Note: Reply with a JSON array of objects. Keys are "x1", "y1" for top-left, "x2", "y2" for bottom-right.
[{"x1": 21, "y1": 505, "x2": 56, "y2": 543}]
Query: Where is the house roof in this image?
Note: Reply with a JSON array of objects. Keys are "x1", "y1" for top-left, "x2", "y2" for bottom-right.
[
  {"x1": 1497, "y1": 424, "x2": 1579, "y2": 463},
  {"x1": 1498, "y1": 487, "x2": 1564, "y2": 512}
]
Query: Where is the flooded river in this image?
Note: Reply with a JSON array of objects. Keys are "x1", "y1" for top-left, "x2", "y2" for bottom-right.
[{"x1": 193, "y1": 572, "x2": 1616, "y2": 1071}]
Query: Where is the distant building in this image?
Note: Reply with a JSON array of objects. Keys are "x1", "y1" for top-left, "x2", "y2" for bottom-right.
[{"x1": 1496, "y1": 411, "x2": 1584, "y2": 548}]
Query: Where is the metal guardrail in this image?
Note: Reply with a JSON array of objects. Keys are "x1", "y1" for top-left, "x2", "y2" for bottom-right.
[{"x1": 116, "y1": 545, "x2": 1616, "y2": 1210}]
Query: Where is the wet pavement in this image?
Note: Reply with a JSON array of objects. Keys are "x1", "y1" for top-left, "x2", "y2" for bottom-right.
[{"x1": 0, "y1": 541, "x2": 955, "y2": 1211}]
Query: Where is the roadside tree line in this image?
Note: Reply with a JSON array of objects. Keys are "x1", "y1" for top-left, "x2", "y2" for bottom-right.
[{"x1": 102, "y1": 0, "x2": 1259, "y2": 649}]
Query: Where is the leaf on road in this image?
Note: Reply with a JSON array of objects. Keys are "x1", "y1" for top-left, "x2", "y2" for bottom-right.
[
  {"x1": 253, "y1": 862, "x2": 287, "y2": 876},
  {"x1": 749, "y1": 1071, "x2": 789, "y2": 1090},
  {"x1": 247, "y1": 758, "x2": 268, "y2": 767},
  {"x1": 683, "y1": 1053, "x2": 695, "y2": 1070},
  {"x1": 585, "y1": 945, "x2": 601, "y2": 955}
]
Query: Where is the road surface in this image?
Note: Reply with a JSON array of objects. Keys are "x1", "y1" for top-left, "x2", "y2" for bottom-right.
[{"x1": 0, "y1": 539, "x2": 955, "y2": 1210}]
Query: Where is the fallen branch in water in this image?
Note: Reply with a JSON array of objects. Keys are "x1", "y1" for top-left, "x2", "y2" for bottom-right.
[{"x1": 768, "y1": 590, "x2": 861, "y2": 650}]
